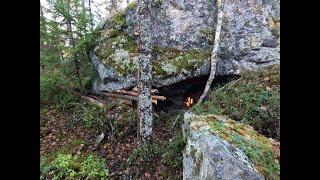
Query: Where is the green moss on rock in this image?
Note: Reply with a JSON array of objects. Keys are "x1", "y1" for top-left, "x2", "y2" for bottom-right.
[
  {"x1": 192, "y1": 114, "x2": 280, "y2": 180},
  {"x1": 153, "y1": 46, "x2": 211, "y2": 76},
  {"x1": 95, "y1": 11, "x2": 211, "y2": 77},
  {"x1": 95, "y1": 9, "x2": 137, "y2": 76},
  {"x1": 267, "y1": 16, "x2": 280, "y2": 38},
  {"x1": 125, "y1": 1, "x2": 136, "y2": 11},
  {"x1": 194, "y1": 65, "x2": 280, "y2": 140}
]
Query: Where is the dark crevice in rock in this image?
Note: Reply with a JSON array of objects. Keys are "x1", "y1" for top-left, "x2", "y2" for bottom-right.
[{"x1": 155, "y1": 74, "x2": 240, "y2": 113}]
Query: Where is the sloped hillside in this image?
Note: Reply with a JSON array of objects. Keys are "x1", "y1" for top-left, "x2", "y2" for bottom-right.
[{"x1": 194, "y1": 65, "x2": 280, "y2": 140}]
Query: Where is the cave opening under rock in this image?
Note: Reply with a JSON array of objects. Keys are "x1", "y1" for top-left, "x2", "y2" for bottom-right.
[{"x1": 155, "y1": 74, "x2": 241, "y2": 113}]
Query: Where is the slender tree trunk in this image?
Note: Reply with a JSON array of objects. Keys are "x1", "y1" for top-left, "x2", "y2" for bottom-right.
[
  {"x1": 67, "y1": 0, "x2": 82, "y2": 90},
  {"x1": 88, "y1": 0, "x2": 94, "y2": 32},
  {"x1": 81, "y1": 0, "x2": 92, "y2": 62},
  {"x1": 111, "y1": 0, "x2": 117, "y2": 14},
  {"x1": 136, "y1": 0, "x2": 154, "y2": 144},
  {"x1": 40, "y1": 3, "x2": 50, "y2": 48},
  {"x1": 196, "y1": 0, "x2": 224, "y2": 106}
]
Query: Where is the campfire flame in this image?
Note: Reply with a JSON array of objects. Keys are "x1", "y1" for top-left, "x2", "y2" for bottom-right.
[{"x1": 184, "y1": 96, "x2": 195, "y2": 108}]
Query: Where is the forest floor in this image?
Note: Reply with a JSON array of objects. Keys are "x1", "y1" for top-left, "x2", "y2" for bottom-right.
[
  {"x1": 40, "y1": 99, "x2": 185, "y2": 179},
  {"x1": 40, "y1": 65, "x2": 279, "y2": 179}
]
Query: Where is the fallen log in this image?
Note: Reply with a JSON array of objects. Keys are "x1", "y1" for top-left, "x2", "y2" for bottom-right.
[
  {"x1": 151, "y1": 95, "x2": 166, "y2": 101},
  {"x1": 114, "y1": 89, "x2": 139, "y2": 96},
  {"x1": 109, "y1": 91, "x2": 166, "y2": 101},
  {"x1": 133, "y1": 87, "x2": 158, "y2": 94},
  {"x1": 103, "y1": 92, "x2": 138, "y2": 101}
]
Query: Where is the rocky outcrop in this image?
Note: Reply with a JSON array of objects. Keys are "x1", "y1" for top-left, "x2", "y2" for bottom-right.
[
  {"x1": 182, "y1": 112, "x2": 279, "y2": 180},
  {"x1": 92, "y1": 0, "x2": 280, "y2": 92}
]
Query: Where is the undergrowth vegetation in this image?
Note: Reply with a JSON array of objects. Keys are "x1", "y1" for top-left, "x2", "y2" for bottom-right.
[
  {"x1": 194, "y1": 65, "x2": 280, "y2": 140},
  {"x1": 206, "y1": 115, "x2": 280, "y2": 179},
  {"x1": 41, "y1": 153, "x2": 109, "y2": 180},
  {"x1": 126, "y1": 131, "x2": 185, "y2": 178}
]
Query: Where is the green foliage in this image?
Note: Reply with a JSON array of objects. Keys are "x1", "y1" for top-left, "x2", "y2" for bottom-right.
[
  {"x1": 194, "y1": 65, "x2": 280, "y2": 140},
  {"x1": 41, "y1": 153, "x2": 109, "y2": 180},
  {"x1": 162, "y1": 132, "x2": 184, "y2": 169},
  {"x1": 204, "y1": 115, "x2": 279, "y2": 180},
  {"x1": 80, "y1": 155, "x2": 109, "y2": 179},
  {"x1": 126, "y1": 132, "x2": 184, "y2": 178},
  {"x1": 41, "y1": 0, "x2": 99, "y2": 102},
  {"x1": 40, "y1": 69, "x2": 74, "y2": 106},
  {"x1": 126, "y1": 144, "x2": 152, "y2": 167},
  {"x1": 125, "y1": 1, "x2": 136, "y2": 11},
  {"x1": 73, "y1": 102, "x2": 109, "y2": 128},
  {"x1": 112, "y1": 12, "x2": 126, "y2": 30},
  {"x1": 230, "y1": 134, "x2": 279, "y2": 180}
]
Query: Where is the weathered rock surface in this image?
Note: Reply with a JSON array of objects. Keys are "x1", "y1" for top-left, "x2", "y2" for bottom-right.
[
  {"x1": 182, "y1": 112, "x2": 265, "y2": 180},
  {"x1": 92, "y1": 0, "x2": 280, "y2": 91},
  {"x1": 182, "y1": 112, "x2": 280, "y2": 180}
]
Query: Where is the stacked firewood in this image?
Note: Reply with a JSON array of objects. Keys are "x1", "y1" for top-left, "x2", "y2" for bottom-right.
[{"x1": 103, "y1": 87, "x2": 166, "y2": 105}]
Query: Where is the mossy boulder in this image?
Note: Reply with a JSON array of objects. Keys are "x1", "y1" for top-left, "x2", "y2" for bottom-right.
[
  {"x1": 91, "y1": 0, "x2": 280, "y2": 91},
  {"x1": 183, "y1": 112, "x2": 279, "y2": 180}
]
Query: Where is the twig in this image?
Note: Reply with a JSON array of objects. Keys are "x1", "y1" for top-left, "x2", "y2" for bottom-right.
[
  {"x1": 170, "y1": 115, "x2": 180, "y2": 133},
  {"x1": 93, "y1": 132, "x2": 105, "y2": 150}
]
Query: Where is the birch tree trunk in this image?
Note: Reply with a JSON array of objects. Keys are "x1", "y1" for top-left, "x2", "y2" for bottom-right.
[
  {"x1": 196, "y1": 0, "x2": 224, "y2": 106},
  {"x1": 136, "y1": 0, "x2": 154, "y2": 144}
]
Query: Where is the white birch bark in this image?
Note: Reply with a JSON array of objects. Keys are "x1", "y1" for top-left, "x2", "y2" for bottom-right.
[{"x1": 196, "y1": 0, "x2": 224, "y2": 106}]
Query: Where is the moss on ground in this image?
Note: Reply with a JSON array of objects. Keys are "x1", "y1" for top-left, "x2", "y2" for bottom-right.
[{"x1": 194, "y1": 65, "x2": 280, "y2": 140}]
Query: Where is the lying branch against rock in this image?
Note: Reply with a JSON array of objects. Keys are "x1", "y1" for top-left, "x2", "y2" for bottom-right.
[
  {"x1": 133, "y1": 87, "x2": 158, "y2": 94},
  {"x1": 103, "y1": 92, "x2": 138, "y2": 101},
  {"x1": 113, "y1": 89, "x2": 139, "y2": 96},
  {"x1": 101, "y1": 92, "x2": 165, "y2": 105},
  {"x1": 151, "y1": 95, "x2": 166, "y2": 101}
]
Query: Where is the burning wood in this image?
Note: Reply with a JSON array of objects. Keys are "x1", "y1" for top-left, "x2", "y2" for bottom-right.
[{"x1": 184, "y1": 96, "x2": 196, "y2": 108}]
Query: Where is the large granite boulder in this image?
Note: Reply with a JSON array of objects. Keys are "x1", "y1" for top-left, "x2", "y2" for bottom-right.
[
  {"x1": 91, "y1": 0, "x2": 280, "y2": 92},
  {"x1": 182, "y1": 112, "x2": 279, "y2": 180}
]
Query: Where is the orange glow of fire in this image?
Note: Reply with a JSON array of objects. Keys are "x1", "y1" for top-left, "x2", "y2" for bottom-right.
[{"x1": 184, "y1": 97, "x2": 194, "y2": 108}]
